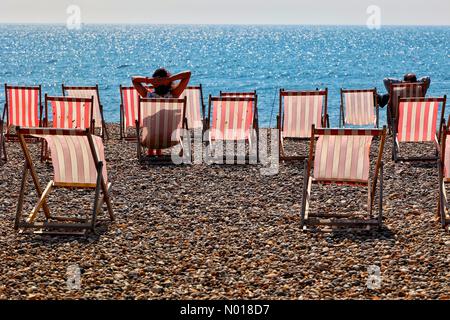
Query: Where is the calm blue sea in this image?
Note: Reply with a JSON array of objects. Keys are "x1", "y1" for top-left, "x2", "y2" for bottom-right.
[{"x1": 0, "y1": 24, "x2": 449, "y2": 127}]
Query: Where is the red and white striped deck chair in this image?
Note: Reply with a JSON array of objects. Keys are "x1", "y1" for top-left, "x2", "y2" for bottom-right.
[
  {"x1": 393, "y1": 97, "x2": 446, "y2": 163},
  {"x1": 208, "y1": 95, "x2": 259, "y2": 163},
  {"x1": 340, "y1": 88, "x2": 378, "y2": 128},
  {"x1": 119, "y1": 85, "x2": 140, "y2": 140},
  {"x1": 14, "y1": 127, "x2": 114, "y2": 235},
  {"x1": 301, "y1": 126, "x2": 387, "y2": 231},
  {"x1": 277, "y1": 89, "x2": 329, "y2": 161},
  {"x1": 181, "y1": 85, "x2": 205, "y2": 131},
  {"x1": 62, "y1": 84, "x2": 108, "y2": 139},
  {"x1": 43, "y1": 95, "x2": 95, "y2": 161},
  {"x1": 136, "y1": 97, "x2": 187, "y2": 163},
  {"x1": 438, "y1": 121, "x2": 450, "y2": 231},
  {"x1": 388, "y1": 82, "x2": 427, "y2": 132},
  {"x1": 2, "y1": 84, "x2": 43, "y2": 141}
]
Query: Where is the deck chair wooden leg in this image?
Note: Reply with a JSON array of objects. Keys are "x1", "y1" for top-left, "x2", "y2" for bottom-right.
[
  {"x1": 18, "y1": 134, "x2": 51, "y2": 218},
  {"x1": 378, "y1": 162, "x2": 384, "y2": 229},
  {"x1": 438, "y1": 162, "x2": 447, "y2": 228},
  {"x1": 90, "y1": 162, "x2": 104, "y2": 232},
  {"x1": 300, "y1": 159, "x2": 310, "y2": 230},
  {"x1": 15, "y1": 163, "x2": 29, "y2": 230},
  {"x1": 27, "y1": 181, "x2": 53, "y2": 224},
  {"x1": 102, "y1": 182, "x2": 114, "y2": 221}
]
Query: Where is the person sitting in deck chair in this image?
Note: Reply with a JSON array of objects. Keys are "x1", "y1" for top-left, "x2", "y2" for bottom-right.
[
  {"x1": 377, "y1": 73, "x2": 431, "y2": 107},
  {"x1": 132, "y1": 68, "x2": 191, "y2": 155}
]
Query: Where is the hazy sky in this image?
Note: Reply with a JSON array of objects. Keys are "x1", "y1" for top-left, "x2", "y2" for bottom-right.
[{"x1": 0, "y1": 0, "x2": 449, "y2": 25}]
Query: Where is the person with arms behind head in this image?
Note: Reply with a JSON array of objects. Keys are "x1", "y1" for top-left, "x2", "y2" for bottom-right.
[{"x1": 132, "y1": 68, "x2": 191, "y2": 155}]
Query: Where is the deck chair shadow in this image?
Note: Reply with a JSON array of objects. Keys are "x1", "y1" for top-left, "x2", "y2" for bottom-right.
[
  {"x1": 340, "y1": 88, "x2": 379, "y2": 128},
  {"x1": 62, "y1": 84, "x2": 108, "y2": 140},
  {"x1": 1, "y1": 84, "x2": 44, "y2": 162},
  {"x1": 301, "y1": 126, "x2": 387, "y2": 231},
  {"x1": 392, "y1": 96, "x2": 446, "y2": 163},
  {"x1": 136, "y1": 97, "x2": 188, "y2": 164},
  {"x1": 277, "y1": 88, "x2": 329, "y2": 161},
  {"x1": 207, "y1": 95, "x2": 259, "y2": 164},
  {"x1": 15, "y1": 127, "x2": 114, "y2": 236}
]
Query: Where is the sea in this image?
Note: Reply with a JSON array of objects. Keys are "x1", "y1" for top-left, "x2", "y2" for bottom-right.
[{"x1": 0, "y1": 24, "x2": 449, "y2": 127}]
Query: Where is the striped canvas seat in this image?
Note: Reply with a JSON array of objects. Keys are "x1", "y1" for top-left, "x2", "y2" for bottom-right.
[
  {"x1": 36, "y1": 132, "x2": 107, "y2": 187},
  {"x1": 301, "y1": 127, "x2": 387, "y2": 230},
  {"x1": 313, "y1": 132, "x2": 373, "y2": 184},
  {"x1": 62, "y1": 85, "x2": 103, "y2": 129},
  {"x1": 209, "y1": 97, "x2": 255, "y2": 141},
  {"x1": 14, "y1": 127, "x2": 114, "y2": 235},
  {"x1": 181, "y1": 86, "x2": 204, "y2": 130},
  {"x1": 138, "y1": 98, "x2": 186, "y2": 150},
  {"x1": 281, "y1": 90, "x2": 327, "y2": 139},
  {"x1": 4, "y1": 85, "x2": 41, "y2": 128},
  {"x1": 341, "y1": 89, "x2": 377, "y2": 127},
  {"x1": 393, "y1": 97, "x2": 446, "y2": 162},
  {"x1": 120, "y1": 86, "x2": 140, "y2": 133},
  {"x1": 47, "y1": 96, "x2": 94, "y2": 130},
  {"x1": 397, "y1": 99, "x2": 440, "y2": 143}
]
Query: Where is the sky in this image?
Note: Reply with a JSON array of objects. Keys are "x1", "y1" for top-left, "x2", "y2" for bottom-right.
[{"x1": 0, "y1": 0, "x2": 449, "y2": 25}]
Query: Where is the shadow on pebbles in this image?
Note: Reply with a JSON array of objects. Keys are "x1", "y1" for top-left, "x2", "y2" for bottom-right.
[{"x1": 0, "y1": 124, "x2": 448, "y2": 300}]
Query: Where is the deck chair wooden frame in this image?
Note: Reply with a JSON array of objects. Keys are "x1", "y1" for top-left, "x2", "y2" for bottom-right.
[
  {"x1": 182, "y1": 85, "x2": 206, "y2": 132},
  {"x1": 136, "y1": 97, "x2": 188, "y2": 164},
  {"x1": 388, "y1": 82, "x2": 427, "y2": 133},
  {"x1": 207, "y1": 95, "x2": 259, "y2": 164},
  {"x1": 119, "y1": 85, "x2": 141, "y2": 141},
  {"x1": 300, "y1": 126, "x2": 387, "y2": 231},
  {"x1": 392, "y1": 96, "x2": 446, "y2": 163},
  {"x1": 15, "y1": 127, "x2": 114, "y2": 235},
  {"x1": 62, "y1": 84, "x2": 108, "y2": 140},
  {"x1": 438, "y1": 122, "x2": 450, "y2": 232},
  {"x1": 220, "y1": 91, "x2": 257, "y2": 98},
  {"x1": 340, "y1": 88, "x2": 379, "y2": 128},
  {"x1": 277, "y1": 88, "x2": 329, "y2": 161},
  {"x1": 1, "y1": 84, "x2": 44, "y2": 161}
]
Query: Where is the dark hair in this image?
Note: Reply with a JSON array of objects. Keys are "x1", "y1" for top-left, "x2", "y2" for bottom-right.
[
  {"x1": 403, "y1": 73, "x2": 417, "y2": 83},
  {"x1": 153, "y1": 68, "x2": 172, "y2": 96}
]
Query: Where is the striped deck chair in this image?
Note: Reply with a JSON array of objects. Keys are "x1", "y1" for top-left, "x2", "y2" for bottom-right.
[
  {"x1": 119, "y1": 85, "x2": 140, "y2": 140},
  {"x1": 340, "y1": 88, "x2": 378, "y2": 128},
  {"x1": 301, "y1": 126, "x2": 387, "y2": 231},
  {"x1": 438, "y1": 122, "x2": 450, "y2": 231},
  {"x1": 136, "y1": 97, "x2": 188, "y2": 163},
  {"x1": 181, "y1": 85, "x2": 206, "y2": 131},
  {"x1": 2, "y1": 85, "x2": 43, "y2": 148},
  {"x1": 62, "y1": 84, "x2": 108, "y2": 139},
  {"x1": 388, "y1": 82, "x2": 427, "y2": 132},
  {"x1": 392, "y1": 97, "x2": 446, "y2": 163},
  {"x1": 277, "y1": 88, "x2": 329, "y2": 161},
  {"x1": 43, "y1": 95, "x2": 95, "y2": 161},
  {"x1": 15, "y1": 127, "x2": 114, "y2": 235},
  {"x1": 208, "y1": 95, "x2": 259, "y2": 163}
]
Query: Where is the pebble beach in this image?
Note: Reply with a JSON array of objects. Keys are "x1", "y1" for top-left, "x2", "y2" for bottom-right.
[{"x1": 0, "y1": 124, "x2": 449, "y2": 300}]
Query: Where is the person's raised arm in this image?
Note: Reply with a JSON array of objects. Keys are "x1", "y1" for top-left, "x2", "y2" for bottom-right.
[
  {"x1": 132, "y1": 76, "x2": 172, "y2": 97},
  {"x1": 132, "y1": 76, "x2": 151, "y2": 98},
  {"x1": 169, "y1": 71, "x2": 192, "y2": 98}
]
